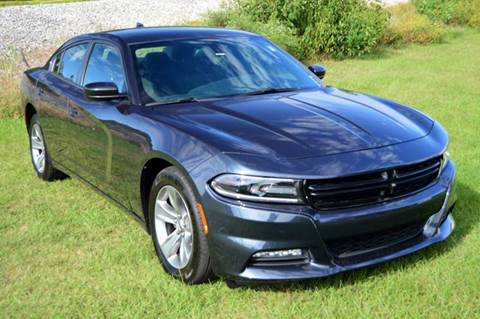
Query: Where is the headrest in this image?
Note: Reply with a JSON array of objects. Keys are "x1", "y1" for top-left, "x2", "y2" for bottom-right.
[{"x1": 144, "y1": 52, "x2": 172, "y2": 71}]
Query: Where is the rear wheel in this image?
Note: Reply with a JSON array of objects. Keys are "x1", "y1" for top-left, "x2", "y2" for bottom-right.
[
  {"x1": 148, "y1": 166, "x2": 212, "y2": 284},
  {"x1": 29, "y1": 114, "x2": 65, "y2": 181}
]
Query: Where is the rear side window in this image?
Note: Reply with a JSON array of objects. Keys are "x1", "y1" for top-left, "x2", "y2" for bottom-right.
[
  {"x1": 83, "y1": 43, "x2": 126, "y2": 93},
  {"x1": 56, "y1": 43, "x2": 89, "y2": 84}
]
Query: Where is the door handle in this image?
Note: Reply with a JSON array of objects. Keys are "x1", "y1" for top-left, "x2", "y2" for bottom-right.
[{"x1": 38, "y1": 88, "x2": 45, "y2": 96}]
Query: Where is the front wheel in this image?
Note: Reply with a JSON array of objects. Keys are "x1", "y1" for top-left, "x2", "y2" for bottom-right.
[
  {"x1": 148, "y1": 166, "x2": 212, "y2": 284},
  {"x1": 28, "y1": 114, "x2": 65, "y2": 181}
]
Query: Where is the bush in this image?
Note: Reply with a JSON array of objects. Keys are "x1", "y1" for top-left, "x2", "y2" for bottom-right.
[
  {"x1": 413, "y1": 0, "x2": 459, "y2": 24},
  {"x1": 204, "y1": 9, "x2": 231, "y2": 27},
  {"x1": 413, "y1": 0, "x2": 480, "y2": 27},
  {"x1": 462, "y1": 0, "x2": 480, "y2": 27},
  {"x1": 382, "y1": 3, "x2": 446, "y2": 45},
  {"x1": 236, "y1": 0, "x2": 316, "y2": 33},
  {"x1": 205, "y1": 0, "x2": 389, "y2": 59},
  {"x1": 301, "y1": 0, "x2": 389, "y2": 58}
]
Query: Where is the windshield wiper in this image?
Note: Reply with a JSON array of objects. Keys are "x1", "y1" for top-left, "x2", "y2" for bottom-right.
[
  {"x1": 147, "y1": 88, "x2": 298, "y2": 105},
  {"x1": 242, "y1": 87, "x2": 298, "y2": 96},
  {"x1": 147, "y1": 97, "x2": 199, "y2": 106}
]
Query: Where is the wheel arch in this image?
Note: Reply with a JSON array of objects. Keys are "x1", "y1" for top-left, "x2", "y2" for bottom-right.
[
  {"x1": 24, "y1": 103, "x2": 37, "y2": 131},
  {"x1": 139, "y1": 153, "x2": 201, "y2": 234}
]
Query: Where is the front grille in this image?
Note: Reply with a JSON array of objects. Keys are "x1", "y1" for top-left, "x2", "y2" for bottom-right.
[
  {"x1": 326, "y1": 221, "x2": 426, "y2": 265},
  {"x1": 305, "y1": 156, "x2": 442, "y2": 210}
]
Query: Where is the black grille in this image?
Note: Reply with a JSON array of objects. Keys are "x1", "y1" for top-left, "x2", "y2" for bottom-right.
[
  {"x1": 305, "y1": 156, "x2": 442, "y2": 210},
  {"x1": 326, "y1": 221, "x2": 426, "y2": 265}
]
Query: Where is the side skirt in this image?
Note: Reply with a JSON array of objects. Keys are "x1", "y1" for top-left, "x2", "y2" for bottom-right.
[{"x1": 52, "y1": 159, "x2": 149, "y2": 233}]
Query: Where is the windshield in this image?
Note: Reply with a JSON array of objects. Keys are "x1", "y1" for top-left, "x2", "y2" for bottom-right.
[{"x1": 130, "y1": 36, "x2": 321, "y2": 105}]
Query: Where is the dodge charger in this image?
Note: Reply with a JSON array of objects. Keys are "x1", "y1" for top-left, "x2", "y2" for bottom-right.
[{"x1": 20, "y1": 27, "x2": 456, "y2": 286}]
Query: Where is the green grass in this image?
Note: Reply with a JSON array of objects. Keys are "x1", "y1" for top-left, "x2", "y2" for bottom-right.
[
  {"x1": 0, "y1": 0, "x2": 89, "y2": 7},
  {"x1": 1, "y1": 29, "x2": 480, "y2": 318}
]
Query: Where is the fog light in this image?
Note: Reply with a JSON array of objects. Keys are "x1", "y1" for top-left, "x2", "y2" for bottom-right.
[{"x1": 252, "y1": 249, "x2": 304, "y2": 259}]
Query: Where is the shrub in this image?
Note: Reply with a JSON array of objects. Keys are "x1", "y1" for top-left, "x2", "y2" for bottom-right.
[
  {"x1": 382, "y1": 3, "x2": 446, "y2": 45},
  {"x1": 413, "y1": 0, "x2": 480, "y2": 27},
  {"x1": 237, "y1": 0, "x2": 316, "y2": 33},
  {"x1": 301, "y1": 0, "x2": 389, "y2": 58},
  {"x1": 413, "y1": 0, "x2": 458, "y2": 24},
  {"x1": 462, "y1": 0, "x2": 480, "y2": 27},
  {"x1": 204, "y1": 8, "x2": 231, "y2": 27},
  {"x1": 206, "y1": 0, "x2": 389, "y2": 59},
  {"x1": 236, "y1": 0, "x2": 279, "y2": 24}
]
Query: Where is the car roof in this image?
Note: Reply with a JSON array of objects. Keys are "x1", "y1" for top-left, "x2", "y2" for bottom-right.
[{"x1": 66, "y1": 27, "x2": 257, "y2": 47}]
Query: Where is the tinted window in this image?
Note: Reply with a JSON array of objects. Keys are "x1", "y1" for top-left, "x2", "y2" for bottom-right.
[
  {"x1": 131, "y1": 36, "x2": 321, "y2": 104},
  {"x1": 57, "y1": 43, "x2": 89, "y2": 84},
  {"x1": 84, "y1": 43, "x2": 126, "y2": 93}
]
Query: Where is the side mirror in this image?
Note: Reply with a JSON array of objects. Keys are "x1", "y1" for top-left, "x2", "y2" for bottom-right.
[
  {"x1": 84, "y1": 82, "x2": 125, "y2": 100},
  {"x1": 308, "y1": 64, "x2": 326, "y2": 79}
]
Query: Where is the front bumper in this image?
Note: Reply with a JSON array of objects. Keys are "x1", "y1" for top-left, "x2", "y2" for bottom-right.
[
  {"x1": 202, "y1": 161, "x2": 456, "y2": 283},
  {"x1": 238, "y1": 215, "x2": 454, "y2": 282}
]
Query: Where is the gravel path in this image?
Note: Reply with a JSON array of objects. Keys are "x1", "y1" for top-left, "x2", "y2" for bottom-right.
[{"x1": 0, "y1": 0, "x2": 221, "y2": 54}]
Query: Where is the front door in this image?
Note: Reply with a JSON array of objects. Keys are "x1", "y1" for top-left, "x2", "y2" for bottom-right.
[{"x1": 66, "y1": 42, "x2": 129, "y2": 197}]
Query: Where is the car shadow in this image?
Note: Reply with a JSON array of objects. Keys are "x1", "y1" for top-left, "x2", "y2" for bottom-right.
[{"x1": 243, "y1": 182, "x2": 479, "y2": 292}]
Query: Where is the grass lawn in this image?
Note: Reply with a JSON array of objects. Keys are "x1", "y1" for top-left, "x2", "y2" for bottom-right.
[
  {"x1": 1, "y1": 29, "x2": 480, "y2": 318},
  {"x1": 0, "y1": 0, "x2": 88, "y2": 7}
]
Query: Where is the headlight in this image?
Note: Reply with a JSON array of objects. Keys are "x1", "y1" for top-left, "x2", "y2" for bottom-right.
[
  {"x1": 441, "y1": 150, "x2": 451, "y2": 171},
  {"x1": 210, "y1": 174, "x2": 304, "y2": 203}
]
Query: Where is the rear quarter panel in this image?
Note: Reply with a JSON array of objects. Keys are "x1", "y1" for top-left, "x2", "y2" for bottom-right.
[{"x1": 20, "y1": 68, "x2": 44, "y2": 121}]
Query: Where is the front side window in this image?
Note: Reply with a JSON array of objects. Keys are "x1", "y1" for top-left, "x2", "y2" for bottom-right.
[
  {"x1": 83, "y1": 43, "x2": 126, "y2": 93},
  {"x1": 49, "y1": 53, "x2": 62, "y2": 73},
  {"x1": 131, "y1": 36, "x2": 321, "y2": 105},
  {"x1": 57, "y1": 43, "x2": 89, "y2": 84}
]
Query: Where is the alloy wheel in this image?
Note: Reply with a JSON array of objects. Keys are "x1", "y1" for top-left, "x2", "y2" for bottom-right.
[
  {"x1": 31, "y1": 123, "x2": 46, "y2": 174},
  {"x1": 154, "y1": 185, "x2": 194, "y2": 269}
]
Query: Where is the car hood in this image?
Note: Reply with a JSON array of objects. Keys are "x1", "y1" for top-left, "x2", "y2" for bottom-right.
[{"x1": 153, "y1": 87, "x2": 434, "y2": 159}]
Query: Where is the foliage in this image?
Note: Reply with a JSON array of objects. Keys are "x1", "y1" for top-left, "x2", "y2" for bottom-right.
[
  {"x1": 301, "y1": 0, "x2": 389, "y2": 58},
  {"x1": 460, "y1": 0, "x2": 480, "y2": 27},
  {"x1": 206, "y1": 0, "x2": 389, "y2": 59},
  {"x1": 413, "y1": 0, "x2": 480, "y2": 27},
  {"x1": 382, "y1": 3, "x2": 446, "y2": 45}
]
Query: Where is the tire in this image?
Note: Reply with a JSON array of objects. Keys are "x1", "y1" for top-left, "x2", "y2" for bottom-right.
[
  {"x1": 28, "y1": 114, "x2": 65, "y2": 181},
  {"x1": 148, "y1": 166, "x2": 212, "y2": 284}
]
